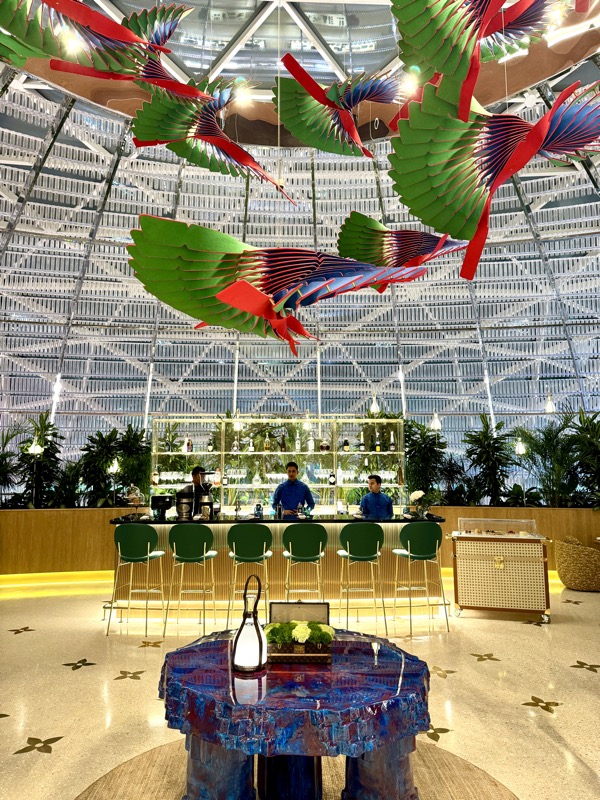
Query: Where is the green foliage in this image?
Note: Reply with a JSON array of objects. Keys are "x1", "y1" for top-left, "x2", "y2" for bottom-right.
[
  {"x1": 438, "y1": 454, "x2": 481, "y2": 505},
  {"x1": 17, "y1": 412, "x2": 63, "y2": 508},
  {"x1": 404, "y1": 419, "x2": 447, "y2": 494},
  {"x1": 463, "y1": 415, "x2": 515, "y2": 506},
  {"x1": 51, "y1": 459, "x2": 82, "y2": 508},
  {"x1": 569, "y1": 410, "x2": 600, "y2": 496},
  {"x1": 118, "y1": 425, "x2": 151, "y2": 498},
  {"x1": 157, "y1": 422, "x2": 186, "y2": 472},
  {"x1": 0, "y1": 425, "x2": 23, "y2": 506},
  {"x1": 79, "y1": 428, "x2": 120, "y2": 507},
  {"x1": 512, "y1": 416, "x2": 579, "y2": 507},
  {"x1": 504, "y1": 483, "x2": 543, "y2": 508},
  {"x1": 265, "y1": 621, "x2": 334, "y2": 646}
]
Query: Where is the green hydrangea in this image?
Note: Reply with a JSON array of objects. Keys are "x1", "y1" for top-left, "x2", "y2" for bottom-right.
[{"x1": 264, "y1": 620, "x2": 335, "y2": 646}]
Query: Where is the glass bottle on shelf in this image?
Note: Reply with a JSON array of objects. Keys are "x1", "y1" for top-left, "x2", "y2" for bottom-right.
[
  {"x1": 213, "y1": 467, "x2": 221, "y2": 486},
  {"x1": 320, "y1": 440, "x2": 330, "y2": 452},
  {"x1": 328, "y1": 471, "x2": 336, "y2": 486},
  {"x1": 389, "y1": 430, "x2": 396, "y2": 452},
  {"x1": 264, "y1": 431, "x2": 271, "y2": 451},
  {"x1": 359, "y1": 431, "x2": 365, "y2": 452},
  {"x1": 280, "y1": 435, "x2": 286, "y2": 452},
  {"x1": 223, "y1": 472, "x2": 229, "y2": 487},
  {"x1": 307, "y1": 432, "x2": 315, "y2": 453},
  {"x1": 248, "y1": 438, "x2": 255, "y2": 453},
  {"x1": 342, "y1": 438, "x2": 350, "y2": 452},
  {"x1": 370, "y1": 436, "x2": 375, "y2": 452},
  {"x1": 252, "y1": 465, "x2": 261, "y2": 487},
  {"x1": 186, "y1": 437, "x2": 193, "y2": 452},
  {"x1": 207, "y1": 439, "x2": 214, "y2": 453},
  {"x1": 359, "y1": 457, "x2": 369, "y2": 483},
  {"x1": 294, "y1": 432, "x2": 301, "y2": 452},
  {"x1": 336, "y1": 465, "x2": 343, "y2": 485},
  {"x1": 232, "y1": 438, "x2": 240, "y2": 453},
  {"x1": 375, "y1": 431, "x2": 381, "y2": 452}
]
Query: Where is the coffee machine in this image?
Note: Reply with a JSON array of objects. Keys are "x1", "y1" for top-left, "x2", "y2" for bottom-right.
[{"x1": 194, "y1": 469, "x2": 220, "y2": 521}]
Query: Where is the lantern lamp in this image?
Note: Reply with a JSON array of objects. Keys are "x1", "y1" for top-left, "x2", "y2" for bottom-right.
[{"x1": 232, "y1": 574, "x2": 267, "y2": 673}]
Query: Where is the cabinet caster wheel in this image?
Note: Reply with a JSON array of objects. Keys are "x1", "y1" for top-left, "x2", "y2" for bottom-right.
[
  {"x1": 454, "y1": 609, "x2": 462, "y2": 617},
  {"x1": 540, "y1": 614, "x2": 551, "y2": 624}
]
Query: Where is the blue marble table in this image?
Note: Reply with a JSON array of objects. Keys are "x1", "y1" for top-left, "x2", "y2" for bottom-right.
[{"x1": 160, "y1": 630, "x2": 430, "y2": 800}]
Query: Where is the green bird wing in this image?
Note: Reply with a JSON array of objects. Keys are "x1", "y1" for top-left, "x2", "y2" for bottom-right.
[
  {"x1": 388, "y1": 80, "x2": 487, "y2": 240},
  {"x1": 273, "y1": 76, "x2": 364, "y2": 157},
  {"x1": 127, "y1": 216, "x2": 272, "y2": 337}
]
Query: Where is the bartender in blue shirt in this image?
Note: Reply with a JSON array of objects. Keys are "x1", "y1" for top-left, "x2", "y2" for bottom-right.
[
  {"x1": 360, "y1": 474, "x2": 393, "y2": 520},
  {"x1": 273, "y1": 462, "x2": 315, "y2": 517}
]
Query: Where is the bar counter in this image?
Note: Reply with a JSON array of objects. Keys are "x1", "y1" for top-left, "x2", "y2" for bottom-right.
[{"x1": 108, "y1": 514, "x2": 439, "y2": 601}]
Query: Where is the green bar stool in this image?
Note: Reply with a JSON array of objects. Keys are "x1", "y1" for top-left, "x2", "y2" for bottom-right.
[
  {"x1": 226, "y1": 523, "x2": 273, "y2": 627},
  {"x1": 106, "y1": 524, "x2": 165, "y2": 637},
  {"x1": 392, "y1": 521, "x2": 450, "y2": 636},
  {"x1": 163, "y1": 524, "x2": 218, "y2": 637},
  {"x1": 282, "y1": 523, "x2": 328, "y2": 601},
  {"x1": 337, "y1": 522, "x2": 387, "y2": 636}
]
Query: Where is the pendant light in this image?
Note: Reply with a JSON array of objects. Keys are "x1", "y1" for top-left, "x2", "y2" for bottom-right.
[
  {"x1": 369, "y1": 394, "x2": 380, "y2": 414},
  {"x1": 232, "y1": 575, "x2": 267, "y2": 673},
  {"x1": 429, "y1": 412, "x2": 442, "y2": 431},
  {"x1": 545, "y1": 394, "x2": 556, "y2": 414},
  {"x1": 515, "y1": 437, "x2": 526, "y2": 456}
]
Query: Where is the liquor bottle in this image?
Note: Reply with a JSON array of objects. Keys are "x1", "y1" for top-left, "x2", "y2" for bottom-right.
[
  {"x1": 186, "y1": 437, "x2": 193, "y2": 452},
  {"x1": 389, "y1": 430, "x2": 396, "y2": 452},
  {"x1": 342, "y1": 438, "x2": 350, "y2": 452},
  {"x1": 248, "y1": 439, "x2": 255, "y2": 453},
  {"x1": 307, "y1": 433, "x2": 315, "y2": 453},
  {"x1": 222, "y1": 472, "x2": 229, "y2": 487},
  {"x1": 336, "y1": 465, "x2": 343, "y2": 485},
  {"x1": 232, "y1": 438, "x2": 239, "y2": 453},
  {"x1": 328, "y1": 472, "x2": 336, "y2": 486},
  {"x1": 207, "y1": 440, "x2": 214, "y2": 453},
  {"x1": 359, "y1": 457, "x2": 369, "y2": 483},
  {"x1": 213, "y1": 468, "x2": 221, "y2": 486},
  {"x1": 280, "y1": 435, "x2": 286, "y2": 452},
  {"x1": 319, "y1": 440, "x2": 330, "y2": 452},
  {"x1": 252, "y1": 467, "x2": 261, "y2": 487},
  {"x1": 370, "y1": 436, "x2": 375, "y2": 452},
  {"x1": 359, "y1": 431, "x2": 365, "y2": 452},
  {"x1": 375, "y1": 431, "x2": 381, "y2": 452},
  {"x1": 264, "y1": 431, "x2": 271, "y2": 451},
  {"x1": 295, "y1": 432, "x2": 301, "y2": 452}
]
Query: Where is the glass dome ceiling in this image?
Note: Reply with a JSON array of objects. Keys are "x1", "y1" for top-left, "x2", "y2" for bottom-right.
[{"x1": 0, "y1": 2, "x2": 599, "y2": 455}]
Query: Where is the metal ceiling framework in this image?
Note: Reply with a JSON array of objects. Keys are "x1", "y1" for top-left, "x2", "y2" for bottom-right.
[{"x1": 0, "y1": 7, "x2": 600, "y2": 455}]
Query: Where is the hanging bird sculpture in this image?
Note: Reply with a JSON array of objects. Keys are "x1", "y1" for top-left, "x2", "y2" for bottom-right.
[
  {"x1": 132, "y1": 81, "x2": 293, "y2": 201},
  {"x1": 389, "y1": 79, "x2": 600, "y2": 279},
  {"x1": 274, "y1": 52, "x2": 400, "y2": 157},
  {"x1": 338, "y1": 211, "x2": 468, "y2": 287},
  {"x1": 128, "y1": 215, "x2": 448, "y2": 354},
  {"x1": 390, "y1": 0, "x2": 589, "y2": 122}
]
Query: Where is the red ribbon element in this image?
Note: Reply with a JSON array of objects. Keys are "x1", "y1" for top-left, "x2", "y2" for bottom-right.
[
  {"x1": 281, "y1": 53, "x2": 372, "y2": 158},
  {"x1": 43, "y1": 0, "x2": 169, "y2": 51},
  {"x1": 49, "y1": 59, "x2": 212, "y2": 100},
  {"x1": 460, "y1": 82, "x2": 581, "y2": 279},
  {"x1": 216, "y1": 280, "x2": 315, "y2": 354}
]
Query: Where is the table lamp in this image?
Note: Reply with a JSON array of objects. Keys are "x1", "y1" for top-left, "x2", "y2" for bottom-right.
[{"x1": 232, "y1": 574, "x2": 267, "y2": 673}]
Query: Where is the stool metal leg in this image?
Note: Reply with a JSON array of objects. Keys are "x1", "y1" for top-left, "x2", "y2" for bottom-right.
[
  {"x1": 126, "y1": 561, "x2": 134, "y2": 624},
  {"x1": 437, "y1": 554, "x2": 450, "y2": 631},
  {"x1": 106, "y1": 558, "x2": 122, "y2": 636},
  {"x1": 211, "y1": 558, "x2": 216, "y2": 625},
  {"x1": 201, "y1": 562, "x2": 207, "y2": 636},
  {"x1": 377, "y1": 558, "x2": 388, "y2": 636},
  {"x1": 176, "y1": 562, "x2": 185, "y2": 627},
  {"x1": 338, "y1": 556, "x2": 345, "y2": 624},
  {"x1": 262, "y1": 560, "x2": 269, "y2": 624},
  {"x1": 162, "y1": 556, "x2": 176, "y2": 637},
  {"x1": 369, "y1": 561, "x2": 378, "y2": 633},
  {"x1": 407, "y1": 554, "x2": 413, "y2": 637}
]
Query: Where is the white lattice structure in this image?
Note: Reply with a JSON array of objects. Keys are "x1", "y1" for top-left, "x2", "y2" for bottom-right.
[{"x1": 1, "y1": 51, "x2": 600, "y2": 456}]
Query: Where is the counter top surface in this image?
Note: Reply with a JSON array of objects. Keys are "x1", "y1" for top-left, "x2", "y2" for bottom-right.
[{"x1": 110, "y1": 514, "x2": 445, "y2": 525}]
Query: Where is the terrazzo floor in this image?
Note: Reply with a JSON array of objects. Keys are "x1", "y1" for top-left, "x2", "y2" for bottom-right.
[{"x1": 0, "y1": 577, "x2": 599, "y2": 800}]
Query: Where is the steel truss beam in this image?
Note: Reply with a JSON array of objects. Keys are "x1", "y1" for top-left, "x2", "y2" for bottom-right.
[
  {"x1": 0, "y1": 95, "x2": 75, "y2": 261},
  {"x1": 512, "y1": 174, "x2": 589, "y2": 410}
]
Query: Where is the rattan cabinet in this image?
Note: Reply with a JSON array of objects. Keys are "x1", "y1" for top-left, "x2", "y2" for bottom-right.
[{"x1": 452, "y1": 519, "x2": 550, "y2": 623}]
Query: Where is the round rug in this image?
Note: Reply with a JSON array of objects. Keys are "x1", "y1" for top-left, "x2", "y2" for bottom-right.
[{"x1": 75, "y1": 739, "x2": 518, "y2": 800}]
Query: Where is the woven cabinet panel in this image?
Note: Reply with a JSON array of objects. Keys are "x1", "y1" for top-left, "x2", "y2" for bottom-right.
[{"x1": 454, "y1": 540, "x2": 547, "y2": 610}]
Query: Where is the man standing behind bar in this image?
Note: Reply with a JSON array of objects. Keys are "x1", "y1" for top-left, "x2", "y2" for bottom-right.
[
  {"x1": 273, "y1": 462, "x2": 315, "y2": 517},
  {"x1": 360, "y1": 474, "x2": 393, "y2": 520}
]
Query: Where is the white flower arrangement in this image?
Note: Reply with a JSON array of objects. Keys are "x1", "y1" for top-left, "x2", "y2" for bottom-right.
[{"x1": 409, "y1": 490, "x2": 425, "y2": 503}]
